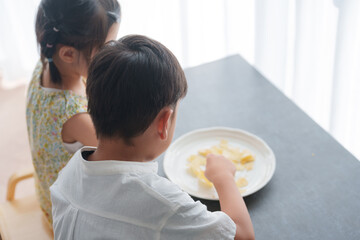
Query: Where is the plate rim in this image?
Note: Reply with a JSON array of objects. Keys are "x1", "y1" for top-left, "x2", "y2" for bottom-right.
[{"x1": 163, "y1": 126, "x2": 276, "y2": 199}]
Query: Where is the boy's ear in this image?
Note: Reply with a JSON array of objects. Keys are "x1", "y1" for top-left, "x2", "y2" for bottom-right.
[
  {"x1": 157, "y1": 107, "x2": 174, "y2": 140},
  {"x1": 58, "y1": 46, "x2": 78, "y2": 63}
]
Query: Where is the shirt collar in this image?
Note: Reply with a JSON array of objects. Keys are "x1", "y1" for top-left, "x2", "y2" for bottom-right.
[{"x1": 79, "y1": 147, "x2": 159, "y2": 175}]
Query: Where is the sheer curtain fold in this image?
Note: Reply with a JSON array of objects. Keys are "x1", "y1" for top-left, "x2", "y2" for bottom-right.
[
  {"x1": 253, "y1": 0, "x2": 359, "y2": 159},
  {"x1": 0, "y1": 0, "x2": 359, "y2": 159},
  {"x1": 254, "y1": 0, "x2": 290, "y2": 90},
  {"x1": 0, "y1": 0, "x2": 39, "y2": 86},
  {"x1": 330, "y1": 0, "x2": 360, "y2": 158}
]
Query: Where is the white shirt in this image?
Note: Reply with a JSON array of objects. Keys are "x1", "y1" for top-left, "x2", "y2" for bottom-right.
[
  {"x1": 50, "y1": 147, "x2": 236, "y2": 240},
  {"x1": 62, "y1": 141, "x2": 83, "y2": 154}
]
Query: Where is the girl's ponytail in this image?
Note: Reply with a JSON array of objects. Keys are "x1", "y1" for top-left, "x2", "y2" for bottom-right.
[{"x1": 41, "y1": 14, "x2": 61, "y2": 84}]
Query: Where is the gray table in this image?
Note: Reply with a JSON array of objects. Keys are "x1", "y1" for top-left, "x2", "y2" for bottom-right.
[{"x1": 157, "y1": 55, "x2": 360, "y2": 240}]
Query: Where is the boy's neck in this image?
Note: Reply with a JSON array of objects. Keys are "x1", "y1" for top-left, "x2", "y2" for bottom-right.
[{"x1": 87, "y1": 137, "x2": 154, "y2": 162}]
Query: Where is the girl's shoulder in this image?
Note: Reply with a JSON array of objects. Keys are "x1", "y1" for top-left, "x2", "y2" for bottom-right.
[
  {"x1": 63, "y1": 92, "x2": 88, "y2": 118},
  {"x1": 28, "y1": 60, "x2": 43, "y2": 91},
  {"x1": 27, "y1": 61, "x2": 88, "y2": 122},
  {"x1": 27, "y1": 61, "x2": 87, "y2": 108}
]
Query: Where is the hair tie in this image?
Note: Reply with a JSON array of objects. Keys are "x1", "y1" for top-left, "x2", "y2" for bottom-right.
[
  {"x1": 48, "y1": 58, "x2": 53, "y2": 63},
  {"x1": 107, "y1": 11, "x2": 121, "y2": 23},
  {"x1": 46, "y1": 43, "x2": 53, "y2": 48},
  {"x1": 53, "y1": 27, "x2": 59, "y2": 32}
]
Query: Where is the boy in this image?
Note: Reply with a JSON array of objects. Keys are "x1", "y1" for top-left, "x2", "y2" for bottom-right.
[{"x1": 50, "y1": 35, "x2": 255, "y2": 240}]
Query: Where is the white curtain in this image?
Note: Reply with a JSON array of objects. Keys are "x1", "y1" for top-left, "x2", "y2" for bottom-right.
[
  {"x1": 0, "y1": 0, "x2": 359, "y2": 159},
  {"x1": 0, "y1": 0, "x2": 40, "y2": 87},
  {"x1": 253, "y1": 0, "x2": 360, "y2": 159}
]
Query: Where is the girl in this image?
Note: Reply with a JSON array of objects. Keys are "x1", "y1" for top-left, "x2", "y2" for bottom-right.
[{"x1": 26, "y1": 0, "x2": 120, "y2": 224}]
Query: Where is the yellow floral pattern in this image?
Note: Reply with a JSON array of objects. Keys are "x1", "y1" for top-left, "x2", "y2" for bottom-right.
[{"x1": 26, "y1": 62, "x2": 88, "y2": 223}]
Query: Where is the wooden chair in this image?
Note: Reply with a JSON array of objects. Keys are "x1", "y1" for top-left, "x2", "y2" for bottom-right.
[{"x1": 0, "y1": 169, "x2": 53, "y2": 240}]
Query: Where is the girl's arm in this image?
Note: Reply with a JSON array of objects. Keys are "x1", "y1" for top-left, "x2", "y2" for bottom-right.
[
  {"x1": 61, "y1": 113, "x2": 98, "y2": 147},
  {"x1": 205, "y1": 154, "x2": 255, "y2": 240}
]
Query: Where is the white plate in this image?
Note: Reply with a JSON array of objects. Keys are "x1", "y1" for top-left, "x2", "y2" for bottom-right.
[{"x1": 163, "y1": 127, "x2": 276, "y2": 200}]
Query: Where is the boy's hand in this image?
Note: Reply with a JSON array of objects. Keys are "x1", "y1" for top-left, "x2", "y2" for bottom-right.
[
  {"x1": 205, "y1": 154, "x2": 255, "y2": 240},
  {"x1": 205, "y1": 154, "x2": 236, "y2": 184}
]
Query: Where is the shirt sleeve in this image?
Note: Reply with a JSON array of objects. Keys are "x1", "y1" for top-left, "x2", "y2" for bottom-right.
[
  {"x1": 64, "y1": 93, "x2": 88, "y2": 121},
  {"x1": 160, "y1": 200, "x2": 236, "y2": 240}
]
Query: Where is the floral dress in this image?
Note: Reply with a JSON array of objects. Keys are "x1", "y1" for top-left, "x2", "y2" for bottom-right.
[{"x1": 26, "y1": 62, "x2": 88, "y2": 224}]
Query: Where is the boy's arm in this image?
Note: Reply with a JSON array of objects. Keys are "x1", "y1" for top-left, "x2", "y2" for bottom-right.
[{"x1": 205, "y1": 154, "x2": 255, "y2": 240}]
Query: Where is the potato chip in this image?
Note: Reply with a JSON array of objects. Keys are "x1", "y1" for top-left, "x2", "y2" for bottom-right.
[
  {"x1": 187, "y1": 140, "x2": 255, "y2": 191},
  {"x1": 236, "y1": 177, "x2": 248, "y2": 188}
]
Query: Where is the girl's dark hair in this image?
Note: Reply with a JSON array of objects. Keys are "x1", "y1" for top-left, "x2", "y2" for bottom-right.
[
  {"x1": 35, "y1": 0, "x2": 120, "y2": 84},
  {"x1": 87, "y1": 35, "x2": 188, "y2": 144}
]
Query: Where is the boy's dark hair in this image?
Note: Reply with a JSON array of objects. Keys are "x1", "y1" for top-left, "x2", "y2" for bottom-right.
[
  {"x1": 35, "y1": 0, "x2": 121, "y2": 85},
  {"x1": 87, "y1": 35, "x2": 188, "y2": 143}
]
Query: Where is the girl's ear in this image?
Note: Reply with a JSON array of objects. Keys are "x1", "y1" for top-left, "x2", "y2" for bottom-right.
[
  {"x1": 157, "y1": 107, "x2": 174, "y2": 140},
  {"x1": 58, "y1": 46, "x2": 78, "y2": 63}
]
